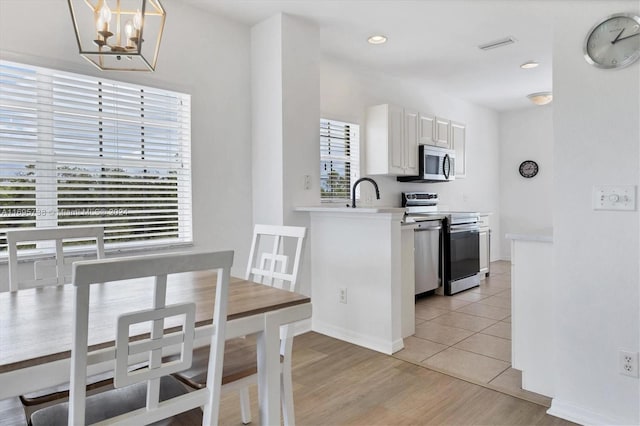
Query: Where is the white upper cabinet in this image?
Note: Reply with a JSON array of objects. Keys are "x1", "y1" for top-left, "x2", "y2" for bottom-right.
[
  {"x1": 366, "y1": 104, "x2": 419, "y2": 176},
  {"x1": 388, "y1": 104, "x2": 405, "y2": 174},
  {"x1": 434, "y1": 117, "x2": 452, "y2": 149},
  {"x1": 418, "y1": 113, "x2": 436, "y2": 145},
  {"x1": 403, "y1": 108, "x2": 419, "y2": 176},
  {"x1": 450, "y1": 121, "x2": 466, "y2": 177}
]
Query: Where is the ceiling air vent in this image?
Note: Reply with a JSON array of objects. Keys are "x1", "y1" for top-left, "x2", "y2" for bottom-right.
[{"x1": 478, "y1": 36, "x2": 516, "y2": 51}]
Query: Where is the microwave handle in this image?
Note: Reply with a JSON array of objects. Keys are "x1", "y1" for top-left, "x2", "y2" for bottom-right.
[{"x1": 443, "y1": 154, "x2": 450, "y2": 179}]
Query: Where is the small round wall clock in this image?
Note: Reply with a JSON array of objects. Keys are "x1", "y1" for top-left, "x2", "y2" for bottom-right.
[
  {"x1": 519, "y1": 160, "x2": 539, "y2": 178},
  {"x1": 584, "y1": 13, "x2": 640, "y2": 69}
]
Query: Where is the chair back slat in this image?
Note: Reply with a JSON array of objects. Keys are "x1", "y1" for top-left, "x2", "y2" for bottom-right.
[
  {"x1": 68, "y1": 250, "x2": 234, "y2": 426},
  {"x1": 6, "y1": 226, "x2": 105, "y2": 292},
  {"x1": 114, "y1": 302, "x2": 196, "y2": 388},
  {"x1": 245, "y1": 224, "x2": 306, "y2": 293}
]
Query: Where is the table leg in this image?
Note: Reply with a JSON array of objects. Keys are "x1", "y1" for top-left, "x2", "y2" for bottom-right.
[{"x1": 257, "y1": 312, "x2": 281, "y2": 426}]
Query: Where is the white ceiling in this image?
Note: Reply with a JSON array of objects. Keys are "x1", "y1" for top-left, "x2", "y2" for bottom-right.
[{"x1": 183, "y1": 0, "x2": 555, "y2": 112}]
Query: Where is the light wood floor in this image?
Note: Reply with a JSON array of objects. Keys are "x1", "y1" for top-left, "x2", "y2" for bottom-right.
[
  {"x1": 1, "y1": 330, "x2": 573, "y2": 425},
  {"x1": 394, "y1": 260, "x2": 552, "y2": 407}
]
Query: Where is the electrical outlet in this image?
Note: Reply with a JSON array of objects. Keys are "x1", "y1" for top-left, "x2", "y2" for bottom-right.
[
  {"x1": 338, "y1": 288, "x2": 347, "y2": 304},
  {"x1": 304, "y1": 175, "x2": 311, "y2": 190},
  {"x1": 619, "y1": 350, "x2": 639, "y2": 377}
]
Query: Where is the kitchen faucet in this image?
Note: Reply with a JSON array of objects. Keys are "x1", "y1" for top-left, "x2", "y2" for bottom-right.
[{"x1": 351, "y1": 177, "x2": 380, "y2": 208}]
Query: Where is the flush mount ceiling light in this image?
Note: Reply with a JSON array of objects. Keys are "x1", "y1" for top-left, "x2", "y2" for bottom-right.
[
  {"x1": 520, "y1": 61, "x2": 539, "y2": 69},
  {"x1": 68, "y1": 0, "x2": 166, "y2": 72},
  {"x1": 527, "y1": 92, "x2": 553, "y2": 106},
  {"x1": 367, "y1": 35, "x2": 388, "y2": 45}
]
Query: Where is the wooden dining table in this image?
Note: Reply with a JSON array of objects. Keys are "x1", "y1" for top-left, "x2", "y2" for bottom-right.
[{"x1": 0, "y1": 270, "x2": 312, "y2": 425}]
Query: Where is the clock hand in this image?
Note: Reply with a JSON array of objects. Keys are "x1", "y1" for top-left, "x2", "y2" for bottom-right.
[
  {"x1": 615, "y1": 31, "x2": 640, "y2": 42},
  {"x1": 612, "y1": 28, "x2": 625, "y2": 44}
]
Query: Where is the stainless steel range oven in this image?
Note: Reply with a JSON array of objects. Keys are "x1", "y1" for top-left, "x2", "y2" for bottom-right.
[
  {"x1": 443, "y1": 214, "x2": 480, "y2": 295},
  {"x1": 403, "y1": 192, "x2": 480, "y2": 296}
]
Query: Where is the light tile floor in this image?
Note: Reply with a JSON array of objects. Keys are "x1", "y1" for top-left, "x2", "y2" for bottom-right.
[{"x1": 394, "y1": 260, "x2": 551, "y2": 407}]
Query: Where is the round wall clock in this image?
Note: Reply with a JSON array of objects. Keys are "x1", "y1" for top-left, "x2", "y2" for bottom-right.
[
  {"x1": 584, "y1": 13, "x2": 640, "y2": 69},
  {"x1": 519, "y1": 160, "x2": 539, "y2": 178}
]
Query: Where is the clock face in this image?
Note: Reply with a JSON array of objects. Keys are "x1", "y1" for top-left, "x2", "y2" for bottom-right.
[
  {"x1": 584, "y1": 13, "x2": 640, "y2": 69},
  {"x1": 519, "y1": 160, "x2": 539, "y2": 178}
]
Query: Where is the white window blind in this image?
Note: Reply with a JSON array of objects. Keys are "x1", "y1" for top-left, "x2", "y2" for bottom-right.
[
  {"x1": 0, "y1": 60, "x2": 192, "y2": 253},
  {"x1": 320, "y1": 118, "x2": 359, "y2": 201}
]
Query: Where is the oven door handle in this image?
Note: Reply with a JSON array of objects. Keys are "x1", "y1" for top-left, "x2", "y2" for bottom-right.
[
  {"x1": 449, "y1": 225, "x2": 480, "y2": 233},
  {"x1": 416, "y1": 224, "x2": 442, "y2": 231}
]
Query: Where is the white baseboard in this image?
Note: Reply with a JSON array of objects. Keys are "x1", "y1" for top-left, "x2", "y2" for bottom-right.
[
  {"x1": 312, "y1": 320, "x2": 403, "y2": 355},
  {"x1": 547, "y1": 398, "x2": 629, "y2": 425},
  {"x1": 293, "y1": 318, "x2": 312, "y2": 336}
]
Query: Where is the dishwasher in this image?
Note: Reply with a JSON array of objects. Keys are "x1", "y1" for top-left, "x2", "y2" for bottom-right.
[{"x1": 413, "y1": 220, "x2": 442, "y2": 295}]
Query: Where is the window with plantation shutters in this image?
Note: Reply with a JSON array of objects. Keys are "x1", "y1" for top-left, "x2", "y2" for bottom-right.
[
  {"x1": 320, "y1": 118, "x2": 359, "y2": 201},
  {"x1": 0, "y1": 60, "x2": 192, "y2": 253}
]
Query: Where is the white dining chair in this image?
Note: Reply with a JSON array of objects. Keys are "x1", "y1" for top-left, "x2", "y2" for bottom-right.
[
  {"x1": 7, "y1": 226, "x2": 105, "y2": 292},
  {"x1": 29, "y1": 250, "x2": 234, "y2": 426},
  {"x1": 8, "y1": 227, "x2": 108, "y2": 423},
  {"x1": 172, "y1": 224, "x2": 306, "y2": 425}
]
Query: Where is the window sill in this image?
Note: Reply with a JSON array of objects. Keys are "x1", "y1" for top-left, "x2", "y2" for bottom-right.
[{"x1": 0, "y1": 240, "x2": 194, "y2": 265}]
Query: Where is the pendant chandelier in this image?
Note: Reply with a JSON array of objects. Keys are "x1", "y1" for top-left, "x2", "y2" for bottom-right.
[{"x1": 68, "y1": 0, "x2": 166, "y2": 72}]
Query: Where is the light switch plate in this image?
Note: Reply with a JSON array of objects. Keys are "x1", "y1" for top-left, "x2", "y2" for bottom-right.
[{"x1": 593, "y1": 185, "x2": 636, "y2": 211}]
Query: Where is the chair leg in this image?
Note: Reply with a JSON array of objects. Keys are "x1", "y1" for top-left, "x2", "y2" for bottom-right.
[
  {"x1": 239, "y1": 387, "x2": 252, "y2": 424},
  {"x1": 281, "y1": 369, "x2": 295, "y2": 426}
]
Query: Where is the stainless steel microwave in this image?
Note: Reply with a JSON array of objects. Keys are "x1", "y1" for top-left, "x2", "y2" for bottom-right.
[{"x1": 398, "y1": 145, "x2": 455, "y2": 182}]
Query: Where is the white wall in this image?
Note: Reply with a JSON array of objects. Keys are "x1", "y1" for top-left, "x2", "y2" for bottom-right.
[
  {"x1": 251, "y1": 15, "x2": 285, "y2": 227},
  {"x1": 250, "y1": 14, "x2": 320, "y2": 298},
  {"x1": 499, "y1": 106, "x2": 554, "y2": 260},
  {"x1": 0, "y1": 1, "x2": 254, "y2": 282},
  {"x1": 320, "y1": 58, "x2": 502, "y2": 260},
  {"x1": 548, "y1": 1, "x2": 639, "y2": 424}
]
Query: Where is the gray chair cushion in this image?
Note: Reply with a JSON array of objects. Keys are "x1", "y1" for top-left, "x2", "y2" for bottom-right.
[
  {"x1": 21, "y1": 362, "x2": 149, "y2": 406},
  {"x1": 30, "y1": 376, "x2": 201, "y2": 426},
  {"x1": 170, "y1": 336, "x2": 258, "y2": 389}
]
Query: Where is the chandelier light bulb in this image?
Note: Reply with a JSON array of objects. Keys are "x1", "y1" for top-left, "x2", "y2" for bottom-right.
[
  {"x1": 99, "y1": 2, "x2": 112, "y2": 26},
  {"x1": 124, "y1": 20, "x2": 134, "y2": 46}
]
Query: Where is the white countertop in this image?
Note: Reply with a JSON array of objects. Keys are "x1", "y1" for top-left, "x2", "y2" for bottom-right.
[
  {"x1": 506, "y1": 228, "x2": 553, "y2": 243},
  {"x1": 295, "y1": 205, "x2": 406, "y2": 214}
]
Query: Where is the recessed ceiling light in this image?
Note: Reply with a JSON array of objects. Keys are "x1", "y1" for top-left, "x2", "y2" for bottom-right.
[
  {"x1": 527, "y1": 92, "x2": 553, "y2": 106},
  {"x1": 520, "y1": 61, "x2": 539, "y2": 69},
  {"x1": 367, "y1": 35, "x2": 387, "y2": 45}
]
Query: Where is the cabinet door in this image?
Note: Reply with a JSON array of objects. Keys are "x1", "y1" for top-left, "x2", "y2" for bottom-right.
[
  {"x1": 434, "y1": 117, "x2": 451, "y2": 149},
  {"x1": 388, "y1": 105, "x2": 405, "y2": 175},
  {"x1": 418, "y1": 113, "x2": 435, "y2": 145},
  {"x1": 403, "y1": 108, "x2": 419, "y2": 175},
  {"x1": 450, "y1": 121, "x2": 466, "y2": 177},
  {"x1": 479, "y1": 229, "x2": 488, "y2": 276}
]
